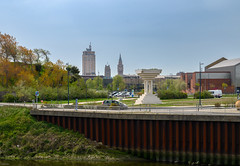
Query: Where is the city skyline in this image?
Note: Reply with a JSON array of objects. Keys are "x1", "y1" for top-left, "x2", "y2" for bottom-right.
[{"x1": 1, "y1": 0, "x2": 240, "y2": 76}]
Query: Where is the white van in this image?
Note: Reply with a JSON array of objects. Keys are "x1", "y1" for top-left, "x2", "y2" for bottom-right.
[{"x1": 208, "y1": 90, "x2": 222, "y2": 98}]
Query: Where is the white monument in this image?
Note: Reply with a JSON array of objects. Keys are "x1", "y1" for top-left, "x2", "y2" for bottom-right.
[{"x1": 135, "y1": 69, "x2": 162, "y2": 105}]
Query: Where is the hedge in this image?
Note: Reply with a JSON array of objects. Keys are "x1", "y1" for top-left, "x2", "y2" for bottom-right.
[{"x1": 157, "y1": 90, "x2": 188, "y2": 99}]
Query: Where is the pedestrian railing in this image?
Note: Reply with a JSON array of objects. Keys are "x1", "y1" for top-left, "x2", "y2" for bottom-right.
[{"x1": 1, "y1": 102, "x2": 239, "y2": 115}]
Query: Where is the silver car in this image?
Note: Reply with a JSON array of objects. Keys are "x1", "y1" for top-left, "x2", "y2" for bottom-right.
[{"x1": 102, "y1": 100, "x2": 128, "y2": 109}]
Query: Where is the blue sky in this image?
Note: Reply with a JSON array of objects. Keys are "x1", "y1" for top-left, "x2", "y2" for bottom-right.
[{"x1": 1, "y1": 0, "x2": 240, "y2": 76}]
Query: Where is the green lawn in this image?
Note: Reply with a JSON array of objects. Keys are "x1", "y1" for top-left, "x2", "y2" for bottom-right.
[
  {"x1": 120, "y1": 97, "x2": 237, "y2": 107},
  {"x1": 32, "y1": 96, "x2": 238, "y2": 107}
]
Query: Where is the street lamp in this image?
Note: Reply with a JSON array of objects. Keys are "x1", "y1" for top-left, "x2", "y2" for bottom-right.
[
  {"x1": 66, "y1": 63, "x2": 70, "y2": 105},
  {"x1": 199, "y1": 62, "x2": 204, "y2": 107}
]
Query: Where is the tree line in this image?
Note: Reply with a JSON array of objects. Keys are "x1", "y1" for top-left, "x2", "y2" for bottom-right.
[{"x1": 0, "y1": 32, "x2": 126, "y2": 102}]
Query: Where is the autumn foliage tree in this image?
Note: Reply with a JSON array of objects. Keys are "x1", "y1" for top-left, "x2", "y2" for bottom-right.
[
  {"x1": 0, "y1": 32, "x2": 53, "y2": 88},
  {"x1": 39, "y1": 60, "x2": 67, "y2": 87},
  {"x1": 0, "y1": 32, "x2": 18, "y2": 62}
]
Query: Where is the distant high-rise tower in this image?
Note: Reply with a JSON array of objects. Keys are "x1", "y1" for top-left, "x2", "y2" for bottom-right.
[
  {"x1": 117, "y1": 54, "x2": 123, "y2": 76},
  {"x1": 82, "y1": 43, "x2": 96, "y2": 76},
  {"x1": 104, "y1": 64, "x2": 111, "y2": 79}
]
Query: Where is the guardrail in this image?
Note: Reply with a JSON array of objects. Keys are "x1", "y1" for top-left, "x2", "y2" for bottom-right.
[
  {"x1": 40, "y1": 104, "x2": 127, "y2": 110},
  {"x1": 1, "y1": 102, "x2": 239, "y2": 115},
  {"x1": 36, "y1": 103, "x2": 239, "y2": 115}
]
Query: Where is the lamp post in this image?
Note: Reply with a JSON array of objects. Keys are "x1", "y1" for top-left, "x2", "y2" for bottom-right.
[
  {"x1": 66, "y1": 63, "x2": 70, "y2": 105},
  {"x1": 199, "y1": 62, "x2": 204, "y2": 107},
  {"x1": 86, "y1": 83, "x2": 88, "y2": 102}
]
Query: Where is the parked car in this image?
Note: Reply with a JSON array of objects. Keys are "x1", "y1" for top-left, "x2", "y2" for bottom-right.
[
  {"x1": 109, "y1": 91, "x2": 132, "y2": 97},
  {"x1": 102, "y1": 100, "x2": 128, "y2": 109},
  {"x1": 109, "y1": 91, "x2": 118, "y2": 98},
  {"x1": 208, "y1": 90, "x2": 222, "y2": 98}
]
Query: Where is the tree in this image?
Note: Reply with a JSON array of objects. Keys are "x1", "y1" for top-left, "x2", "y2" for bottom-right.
[
  {"x1": 93, "y1": 76, "x2": 103, "y2": 90},
  {"x1": 72, "y1": 78, "x2": 87, "y2": 91},
  {"x1": 107, "y1": 83, "x2": 112, "y2": 91},
  {"x1": 39, "y1": 60, "x2": 67, "y2": 87},
  {"x1": 0, "y1": 58, "x2": 13, "y2": 87},
  {"x1": 18, "y1": 46, "x2": 36, "y2": 67},
  {"x1": 16, "y1": 70, "x2": 36, "y2": 87},
  {"x1": 0, "y1": 33, "x2": 18, "y2": 62},
  {"x1": 195, "y1": 83, "x2": 200, "y2": 91},
  {"x1": 67, "y1": 65, "x2": 80, "y2": 83},
  {"x1": 0, "y1": 57, "x2": 22, "y2": 87},
  {"x1": 158, "y1": 79, "x2": 186, "y2": 91},
  {"x1": 175, "y1": 79, "x2": 187, "y2": 91},
  {"x1": 86, "y1": 79, "x2": 94, "y2": 89},
  {"x1": 33, "y1": 48, "x2": 43, "y2": 63},
  {"x1": 222, "y1": 83, "x2": 228, "y2": 93},
  {"x1": 41, "y1": 49, "x2": 51, "y2": 62},
  {"x1": 112, "y1": 75, "x2": 125, "y2": 91},
  {"x1": 69, "y1": 66, "x2": 80, "y2": 75}
]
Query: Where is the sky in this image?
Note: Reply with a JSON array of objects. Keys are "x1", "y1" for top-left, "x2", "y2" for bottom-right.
[{"x1": 1, "y1": 0, "x2": 240, "y2": 76}]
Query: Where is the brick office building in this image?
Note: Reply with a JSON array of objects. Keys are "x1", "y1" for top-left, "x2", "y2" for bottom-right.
[{"x1": 181, "y1": 71, "x2": 234, "y2": 94}]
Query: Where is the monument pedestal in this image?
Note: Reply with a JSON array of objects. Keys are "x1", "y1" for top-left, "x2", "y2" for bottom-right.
[
  {"x1": 134, "y1": 69, "x2": 162, "y2": 105},
  {"x1": 135, "y1": 93, "x2": 162, "y2": 105}
]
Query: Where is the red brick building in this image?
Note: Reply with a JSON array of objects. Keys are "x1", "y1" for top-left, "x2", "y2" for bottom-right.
[
  {"x1": 181, "y1": 57, "x2": 240, "y2": 94},
  {"x1": 181, "y1": 71, "x2": 234, "y2": 94}
]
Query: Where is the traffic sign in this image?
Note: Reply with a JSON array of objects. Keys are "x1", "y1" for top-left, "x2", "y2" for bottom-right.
[{"x1": 35, "y1": 91, "x2": 39, "y2": 96}]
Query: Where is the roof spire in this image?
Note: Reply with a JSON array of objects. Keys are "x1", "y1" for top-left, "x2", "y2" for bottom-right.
[
  {"x1": 118, "y1": 53, "x2": 123, "y2": 75},
  {"x1": 118, "y1": 53, "x2": 123, "y2": 65},
  {"x1": 89, "y1": 42, "x2": 92, "y2": 50}
]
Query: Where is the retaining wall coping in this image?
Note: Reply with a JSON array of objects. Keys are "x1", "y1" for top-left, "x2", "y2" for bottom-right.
[{"x1": 30, "y1": 109, "x2": 240, "y2": 122}]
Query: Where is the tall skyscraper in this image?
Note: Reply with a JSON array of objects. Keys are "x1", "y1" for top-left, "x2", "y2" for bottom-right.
[
  {"x1": 117, "y1": 54, "x2": 123, "y2": 76},
  {"x1": 82, "y1": 44, "x2": 96, "y2": 76},
  {"x1": 104, "y1": 64, "x2": 111, "y2": 79}
]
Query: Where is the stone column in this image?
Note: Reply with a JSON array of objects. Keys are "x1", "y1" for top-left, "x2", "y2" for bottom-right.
[
  {"x1": 144, "y1": 80, "x2": 147, "y2": 94},
  {"x1": 150, "y1": 80, "x2": 153, "y2": 94}
]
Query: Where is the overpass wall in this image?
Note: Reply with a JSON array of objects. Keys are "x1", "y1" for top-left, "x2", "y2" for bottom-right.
[{"x1": 31, "y1": 110, "x2": 240, "y2": 165}]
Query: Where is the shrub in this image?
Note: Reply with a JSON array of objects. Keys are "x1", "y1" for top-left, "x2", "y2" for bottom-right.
[
  {"x1": 57, "y1": 87, "x2": 68, "y2": 100},
  {"x1": 16, "y1": 87, "x2": 35, "y2": 102},
  {"x1": 87, "y1": 89, "x2": 107, "y2": 99},
  {"x1": 69, "y1": 86, "x2": 82, "y2": 99},
  {"x1": 215, "y1": 103, "x2": 221, "y2": 107},
  {"x1": 35, "y1": 86, "x2": 108, "y2": 101},
  {"x1": 39, "y1": 87, "x2": 58, "y2": 101},
  {"x1": 194, "y1": 90, "x2": 214, "y2": 99},
  {"x1": 3, "y1": 93, "x2": 18, "y2": 102},
  {"x1": 94, "y1": 90, "x2": 108, "y2": 98},
  {"x1": 157, "y1": 90, "x2": 188, "y2": 99}
]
